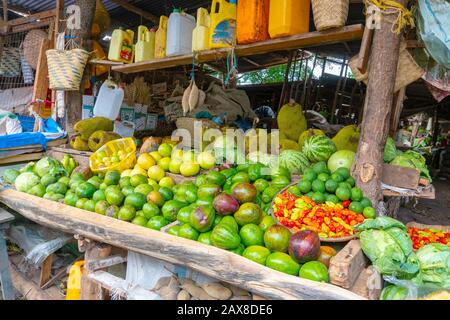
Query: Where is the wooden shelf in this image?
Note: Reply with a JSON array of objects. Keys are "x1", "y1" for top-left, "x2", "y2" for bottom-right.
[
  {"x1": 89, "y1": 59, "x2": 124, "y2": 66},
  {"x1": 0, "y1": 188, "x2": 364, "y2": 300},
  {"x1": 112, "y1": 24, "x2": 364, "y2": 74},
  {"x1": 383, "y1": 185, "x2": 436, "y2": 199}
]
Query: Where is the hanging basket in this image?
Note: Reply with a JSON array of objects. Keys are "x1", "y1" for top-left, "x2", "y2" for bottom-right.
[
  {"x1": 46, "y1": 48, "x2": 90, "y2": 91},
  {"x1": 311, "y1": 0, "x2": 349, "y2": 31}
]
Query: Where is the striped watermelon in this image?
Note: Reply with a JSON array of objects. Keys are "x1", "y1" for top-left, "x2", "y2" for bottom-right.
[
  {"x1": 303, "y1": 135, "x2": 337, "y2": 162},
  {"x1": 279, "y1": 150, "x2": 310, "y2": 175}
]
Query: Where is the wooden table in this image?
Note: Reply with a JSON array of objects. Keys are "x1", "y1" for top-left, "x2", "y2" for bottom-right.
[{"x1": 0, "y1": 208, "x2": 15, "y2": 300}]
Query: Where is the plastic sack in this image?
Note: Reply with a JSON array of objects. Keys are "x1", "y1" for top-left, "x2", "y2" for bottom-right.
[
  {"x1": 416, "y1": 0, "x2": 450, "y2": 69},
  {"x1": 0, "y1": 111, "x2": 23, "y2": 135},
  {"x1": 383, "y1": 276, "x2": 449, "y2": 300},
  {"x1": 6, "y1": 223, "x2": 72, "y2": 265}
]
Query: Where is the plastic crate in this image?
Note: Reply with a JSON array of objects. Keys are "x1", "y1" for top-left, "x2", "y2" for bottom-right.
[{"x1": 89, "y1": 137, "x2": 136, "y2": 173}]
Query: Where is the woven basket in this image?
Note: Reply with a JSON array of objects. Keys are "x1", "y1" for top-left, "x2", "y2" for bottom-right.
[
  {"x1": 0, "y1": 47, "x2": 21, "y2": 77},
  {"x1": 349, "y1": 45, "x2": 425, "y2": 92},
  {"x1": 46, "y1": 48, "x2": 90, "y2": 91},
  {"x1": 311, "y1": 0, "x2": 349, "y2": 31},
  {"x1": 23, "y1": 29, "x2": 48, "y2": 69}
]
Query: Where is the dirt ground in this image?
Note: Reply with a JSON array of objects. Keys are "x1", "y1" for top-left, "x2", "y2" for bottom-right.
[{"x1": 398, "y1": 179, "x2": 450, "y2": 226}]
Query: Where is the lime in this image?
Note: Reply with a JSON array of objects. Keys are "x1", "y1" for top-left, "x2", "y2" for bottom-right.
[
  {"x1": 158, "y1": 186, "x2": 174, "y2": 201},
  {"x1": 297, "y1": 180, "x2": 312, "y2": 194},
  {"x1": 325, "y1": 180, "x2": 338, "y2": 193},
  {"x1": 158, "y1": 157, "x2": 172, "y2": 171},
  {"x1": 312, "y1": 192, "x2": 326, "y2": 204},
  {"x1": 311, "y1": 180, "x2": 326, "y2": 193},
  {"x1": 131, "y1": 216, "x2": 148, "y2": 227},
  {"x1": 104, "y1": 170, "x2": 121, "y2": 186},
  {"x1": 119, "y1": 176, "x2": 132, "y2": 188},
  {"x1": 105, "y1": 189, "x2": 125, "y2": 206},
  {"x1": 287, "y1": 186, "x2": 302, "y2": 197},
  {"x1": 351, "y1": 188, "x2": 363, "y2": 202},
  {"x1": 93, "y1": 190, "x2": 106, "y2": 202},
  {"x1": 335, "y1": 167, "x2": 351, "y2": 180},
  {"x1": 363, "y1": 207, "x2": 376, "y2": 219},
  {"x1": 302, "y1": 169, "x2": 317, "y2": 182},
  {"x1": 99, "y1": 183, "x2": 108, "y2": 190},
  {"x1": 118, "y1": 205, "x2": 136, "y2": 221},
  {"x1": 326, "y1": 194, "x2": 340, "y2": 204},
  {"x1": 95, "y1": 200, "x2": 109, "y2": 215},
  {"x1": 312, "y1": 162, "x2": 328, "y2": 174},
  {"x1": 159, "y1": 176, "x2": 175, "y2": 188},
  {"x1": 167, "y1": 225, "x2": 181, "y2": 236},
  {"x1": 130, "y1": 174, "x2": 148, "y2": 187},
  {"x1": 124, "y1": 193, "x2": 147, "y2": 210},
  {"x1": 142, "y1": 202, "x2": 161, "y2": 219},
  {"x1": 349, "y1": 202, "x2": 364, "y2": 214},
  {"x1": 149, "y1": 151, "x2": 163, "y2": 162},
  {"x1": 331, "y1": 173, "x2": 344, "y2": 183},
  {"x1": 136, "y1": 210, "x2": 145, "y2": 217},
  {"x1": 121, "y1": 185, "x2": 135, "y2": 197},
  {"x1": 134, "y1": 184, "x2": 153, "y2": 197},
  {"x1": 346, "y1": 176, "x2": 356, "y2": 187},
  {"x1": 147, "y1": 191, "x2": 165, "y2": 207},
  {"x1": 317, "y1": 173, "x2": 330, "y2": 183},
  {"x1": 75, "y1": 198, "x2": 88, "y2": 209},
  {"x1": 336, "y1": 187, "x2": 351, "y2": 201},
  {"x1": 147, "y1": 179, "x2": 160, "y2": 191},
  {"x1": 158, "y1": 143, "x2": 173, "y2": 158},
  {"x1": 83, "y1": 200, "x2": 96, "y2": 212},
  {"x1": 338, "y1": 182, "x2": 352, "y2": 190},
  {"x1": 360, "y1": 197, "x2": 373, "y2": 209},
  {"x1": 148, "y1": 165, "x2": 166, "y2": 181}
]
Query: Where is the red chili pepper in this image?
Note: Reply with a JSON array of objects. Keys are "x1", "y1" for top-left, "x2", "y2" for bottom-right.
[{"x1": 342, "y1": 200, "x2": 351, "y2": 208}]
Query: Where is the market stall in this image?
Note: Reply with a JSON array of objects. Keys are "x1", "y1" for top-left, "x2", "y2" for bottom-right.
[{"x1": 0, "y1": 0, "x2": 449, "y2": 302}]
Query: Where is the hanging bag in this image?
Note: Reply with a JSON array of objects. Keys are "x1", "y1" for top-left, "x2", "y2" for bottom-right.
[
  {"x1": 46, "y1": 38, "x2": 90, "y2": 91},
  {"x1": 19, "y1": 42, "x2": 35, "y2": 84},
  {"x1": 0, "y1": 47, "x2": 21, "y2": 77}
]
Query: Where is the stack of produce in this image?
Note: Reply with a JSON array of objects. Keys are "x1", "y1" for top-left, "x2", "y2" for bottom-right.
[
  {"x1": 70, "y1": 117, "x2": 121, "y2": 152},
  {"x1": 407, "y1": 226, "x2": 450, "y2": 250}
]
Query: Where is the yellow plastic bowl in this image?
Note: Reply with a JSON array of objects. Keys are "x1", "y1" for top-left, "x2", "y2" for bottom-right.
[{"x1": 89, "y1": 137, "x2": 136, "y2": 173}]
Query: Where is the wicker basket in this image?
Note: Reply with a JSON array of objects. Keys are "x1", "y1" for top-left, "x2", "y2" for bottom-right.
[
  {"x1": 311, "y1": 0, "x2": 349, "y2": 31},
  {"x1": 349, "y1": 44, "x2": 425, "y2": 92},
  {"x1": 46, "y1": 48, "x2": 90, "y2": 91},
  {"x1": 23, "y1": 29, "x2": 48, "y2": 69}
]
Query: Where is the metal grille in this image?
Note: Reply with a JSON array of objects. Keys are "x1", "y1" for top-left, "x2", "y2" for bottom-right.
[{"x1": 0, "y1": 24, "x2": 50, "y2": 90}]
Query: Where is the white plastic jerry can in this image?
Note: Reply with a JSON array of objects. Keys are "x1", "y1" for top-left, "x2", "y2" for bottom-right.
[
  {"x1": 166, "y1": 8, "x2": 196, "y2": 56},
  {"x1": 94, "y1": 78, "x2": 124, "y2": 120}
]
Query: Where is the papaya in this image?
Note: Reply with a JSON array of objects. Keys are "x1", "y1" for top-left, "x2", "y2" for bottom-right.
[
  {"x1": 277, "y1": 100, "x2": 307, "y2": 142},
  {"x1": 210, "y1": 223, "x2": 241, "y2": 250},
  {"x1": 74, "y1": 117, "x2": 113, "y2": 140},
  {"x1": 70, "y1": 135, "x2": 90, "y2": 151},
  {"x1": 88, "y1": 130, "x2": 122, "y2": 152}
]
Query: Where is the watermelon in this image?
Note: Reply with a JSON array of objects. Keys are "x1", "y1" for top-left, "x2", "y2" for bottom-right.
[
  {"x1": 302, "y1": 135, "x2": 337, "y2": 162},
  {"x1": 279, "y1": 150, "x2": 310, "y2": 175}
]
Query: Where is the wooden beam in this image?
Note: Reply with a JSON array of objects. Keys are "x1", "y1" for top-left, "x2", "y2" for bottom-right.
[
  {"x1": 2, "y1": 0, "x2": 7, "y2": 22},
  {"x1": 113, "y1": 24, "x2": 364, "y2": 74},
  {"x1": 39, "y1": 254, "x2": 53, "y2": 288},
  {"x1": 109, "y1": 0, "x2": 159, "y2": 24},
  {"x1": 0, "y1": 189, "x2": 364, "y2": 300},
  {"x1": 351, "y1": 1, "x2": 408, "y2": 207},
  {"x1": 0, "y1": 3, "x2": 34, "y2": 17},
  {"x1": 7, "y1": 9, "x2": 56, "y2": 26}
]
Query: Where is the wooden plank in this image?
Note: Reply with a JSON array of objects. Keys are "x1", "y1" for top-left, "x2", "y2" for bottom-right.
[
  {"x1": 109, "y1": 0, "x2": 159, "y2": 24},
  {"x1": 113, "y1": 24, "x2": 364, "y2": 74},
  {"x1": 383, "y1": 185, "x2": 435, "y2": 199},
  {"x1": 382, "y1": 164, "x2": 420, "y2": 190},
  {"x1": 81, "y1": 242, "x2": 112, "y2": 300},
  {"x1": 89, "y1": 59, "x2": 124, "y2": 66},
  {"x1": 10, "y1": 19, "x2": 53, "y2": 33},
  {"x1": 0, "y1": 152, "x2": 45, "y2": 165},
  {"x1": 329, "y1": 240, "x2": 368, "y2": 289},
  {"x1": 39, "y1": 254, "x2": 53, "y2": 288},
  {"x1": 0, "y1": 147, "x2": 43, "y2": 159},
  {"x1": 0, "y1": 208, "x2": 14, "y2": 224},
  {"x1": 0, "y1": 189, "x2": 364, "y2": 300},
  {"x1": 85, "y1": 255, "x2": 127, "y2": 272},
  {"x1": 7, "y1": 9, "x2": 56, "y2": 26},
  {"x1": 357, "y1": 26, "x2": 373, "y2": 74}
]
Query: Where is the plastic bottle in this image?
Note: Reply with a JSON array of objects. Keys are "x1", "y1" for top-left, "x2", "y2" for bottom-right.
[
  {"x1": 192, "y1": 8, "x2": 211, "y2": 51},
  {"x1": 269, "y1": 0, "x2": 311, "y2": 38},
  {"x1": 209, "y1": 0, "x2": 237, "y2": 49},
  {"x1": 237, "y1": 0, "x2": 270, "y2": 44},
  {"x1": 135, "y1": 26, "x2": 154, "y2": 62},
  {"x1": 108, "y1": 28, "x2": 135, "y2": 63},
  {"x1": 166, "y1": 9, "x2": 196, "y2": 56},
  {"x1": 94, "y1": 78, "x2": 124, "y2": 120},
  {"x1": 155, "y1": 15, "x2": 169, "y2": 59}
]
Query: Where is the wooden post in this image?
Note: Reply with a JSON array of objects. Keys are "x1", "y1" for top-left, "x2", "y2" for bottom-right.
[
  {"x1": 352, "y1": 0, "x2": 408, "y2": 208},
  {"x1": 65, "y1": 0, "x2": 96, "y2": 134},
  {"x1": 2, "y1": 0, "x2": 7, "y2": 22},
  {"x1": 389, "y1": 87, "x2": 406, "y2": 137}
]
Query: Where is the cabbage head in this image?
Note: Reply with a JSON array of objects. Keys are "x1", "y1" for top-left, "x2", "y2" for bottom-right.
[
  {"x1": 384, "y1": 137, "x2": 397, "y2": 163},
  {"x1": 414, "y1": 244, "x2": 450, "y2": 288},
  {"x1": 35, "y1": 157, "x2": 66, "y2": 178},
  {"x1": 15, "y1": 172, "x2": 41, "y2": 192}
]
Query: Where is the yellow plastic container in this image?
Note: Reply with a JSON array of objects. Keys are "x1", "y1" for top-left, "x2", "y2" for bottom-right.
[
  {"x1": 192, "y1": 8, "x2": 211, "y2": 52},
  {"x1": 209, "y1": 0, "x2": 237, "y2": 49},
  {"x1": 155, "y1": 16, "x2": 169, "y2": 59},
  {"x1": 66, "y1": 261, "x2": 85, "y2": 300},
  {"x1": 89, "y1": 138, "x2": 137, "y2": 173},
  {"x1": 108, "y1": 28, "x2": 135, "y2": 63},
  {"x1": 135, "y1": 26, "x2": 155, "y2": 62},
  {"x1": 269, "y1": 0, "x2": 310, "y2": 38}
]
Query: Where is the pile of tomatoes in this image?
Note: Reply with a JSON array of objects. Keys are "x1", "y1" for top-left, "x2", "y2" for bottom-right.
[{"x1": 408, "y1": 227, "x2": 450, "y2": 250}]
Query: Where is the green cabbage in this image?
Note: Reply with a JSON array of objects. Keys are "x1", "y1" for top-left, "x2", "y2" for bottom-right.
[
  {"x1": 390, "y1": 152, "x2": 432, "y2": 182},
  {"x1": 35, "y1": 157, "x2": 67, "y2": 178},
  {"x1": 2, "y1": 169, "x2": 20, "y2": 184},
  {"x1": 384, "y1": 137, "x2": 397, "y2": 163},
  {"x1": 19, "y1": 162, "x2": 35, "y2": 173},
  {"x1": 14, "y1": 172, "x2": 41, "y2": 192},
  {"x1": 414, "y1": 244, "x2": 450, "y2": 288},
  {"x1": 355, "y1": 216, "x2": 406, "y2": 231}
]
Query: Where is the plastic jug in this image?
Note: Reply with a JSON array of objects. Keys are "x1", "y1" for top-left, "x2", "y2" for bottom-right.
[
  {"x1": 94, "y1": 78, "x2": 124, "y2": 120},
  {"x1": 209, "y1": 0, "x2": 237, "y2": 49},
  {"x1": 237, "y1": 0, "x2": 270, "y2": 44},
  {"x1": 155, "y1": 16, "x2": 169, "y2": 59},
  {"x1": 108, "y1": 28, "x2": 135, "y2": 63},
  {"x1": 192, "y1": 8, "x2": 211, "y2": 51},
  {"x1": 135, "y1": 26, "x2": 155, "y2": 62},
  {"x1": 66, "y1": 261, "x2": 84, "y2": 300},
  {"x1": 269, "y1": 0, "x2": 311, "y2": 38},
  {"x1": 166, "y1": 9, "x2": 196, "y2": 56}
]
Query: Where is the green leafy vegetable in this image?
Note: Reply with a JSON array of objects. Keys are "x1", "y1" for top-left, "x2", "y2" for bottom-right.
[
  {"x1": 15, "y1": 172, "x2": 41, "y2": 192},
  {"x1": 384, "y1": 137, "x2": 397, "y2": 163},
  {"x1": 35, "y1": 157, "x2": 67, "y2": 178},
  {"x1": 2, "y1": 169, "x2": 20, "y2": 184},
  {"x1": 414, "y1": 244, "x2": 450, "y2": 288}
]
